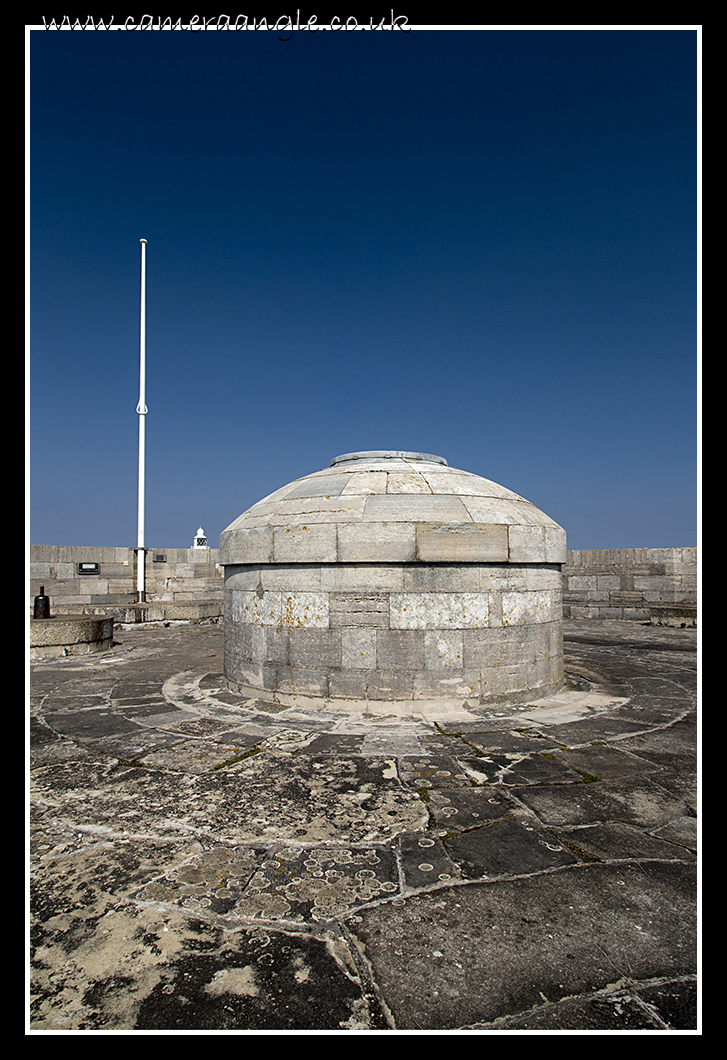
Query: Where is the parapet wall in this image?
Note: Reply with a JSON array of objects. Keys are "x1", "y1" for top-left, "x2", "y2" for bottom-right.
[
  {"x1": 30, "y1": 545, "x2": 697, "y2": 622},
  {"x1": 562, "y1": 548, "x2": 697, "y2": 621},
  {"x1": 29, "y1": 544, "x2": 223, "y2": 611}
]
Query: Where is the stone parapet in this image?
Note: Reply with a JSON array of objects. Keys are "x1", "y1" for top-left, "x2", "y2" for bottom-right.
[
  {"x1": 30, "y1": 542, "x2": 697, "y2": 627},
  {"x1": 30, "y1": 544, "x2": 223, "y2": 612},
  {"x1": 562, "y1": 547, "x2": 696, "y2": 622}
]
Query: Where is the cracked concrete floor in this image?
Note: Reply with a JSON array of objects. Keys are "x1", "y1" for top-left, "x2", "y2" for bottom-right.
[{"x1": 28, "y1": 619, "x2": 698, "y2": 1032}]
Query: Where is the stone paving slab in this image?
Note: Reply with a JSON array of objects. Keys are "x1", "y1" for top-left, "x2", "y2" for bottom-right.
[
  {"x1": 28, "y1": 620, "x2": 699, "y2": 1032},
  {"x1": 349, "y1": 861, "x2": 696, "y2": 1030}
]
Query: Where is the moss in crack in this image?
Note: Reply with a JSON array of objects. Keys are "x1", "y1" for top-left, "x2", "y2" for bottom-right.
[
  {"x1": 211, "y1": 747, "x2": 264, "y2": 770},
  {"x1": 548, "y1": 829, "x2": 602, "y2": 863},
  {"x1": 573, "y1": 769, "x2": 601, "y2": 783},
  {"x1": 432, "y1": 721, "x2": 489, "y2": 759}
]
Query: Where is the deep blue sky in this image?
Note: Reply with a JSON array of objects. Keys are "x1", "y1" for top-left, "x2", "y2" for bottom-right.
[{"x1": 28, "y1": 25, "x2": 699, "y2": 550}]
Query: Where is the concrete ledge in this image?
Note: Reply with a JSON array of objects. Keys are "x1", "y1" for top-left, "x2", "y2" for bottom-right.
[
  {"x1": 30, "y1": 615, "x2": 114, "y2": 658},
  {"x1": 650, "y1": 605, "x2": 697, "y2": 628},
  {"x1": 47, "y1": 601, "x2": 223, "y2": 624}
]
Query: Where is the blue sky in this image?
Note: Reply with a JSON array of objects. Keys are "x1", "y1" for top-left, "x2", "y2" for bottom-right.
[{"x1": 28, "y1": 25, "x2": 699, "y2": 550}]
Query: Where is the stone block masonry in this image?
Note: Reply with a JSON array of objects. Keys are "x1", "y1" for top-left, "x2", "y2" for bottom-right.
[
  {"x1": 29, "y1": 544, "x2": 223, "y2": 613},
  {"x1": 563, "y1": 548, "x2": 697, "y2": 622},
  {"x1": 222, "y1": 561, "x2": 564, "y2": 706},
  {"x1": 30, "y1": 544, "x2": 697, "y2": 626},
  {"x1": 219, "y1": 452, "x2": 572, "y2": 707}
]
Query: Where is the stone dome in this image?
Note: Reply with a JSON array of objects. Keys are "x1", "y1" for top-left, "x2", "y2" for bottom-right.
[
  {"x1": 219, "y1": 451, "x2": 566, "y2": 567},
  {"x1": 219, "y1": 452, "x2": 566, "y2": 710}
]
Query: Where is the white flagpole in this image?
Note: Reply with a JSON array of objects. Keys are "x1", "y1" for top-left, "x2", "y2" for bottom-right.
[{"x1": 136, "y1": 239, "x2": 148, "y2": 602}]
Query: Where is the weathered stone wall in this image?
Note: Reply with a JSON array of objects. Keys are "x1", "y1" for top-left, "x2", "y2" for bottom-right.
[
  {"x1": 30, "y1": 545, "x2": 698, "y2": 623},
  {"x1": 223, "y1": 561, "x2": 564, "y2": 705},
  {"x1": 562, "y1": 548, "x2": 697, "y2": 621},
  {"x1": 29, "y1": 544, "x2": 223, "y2": 610}
]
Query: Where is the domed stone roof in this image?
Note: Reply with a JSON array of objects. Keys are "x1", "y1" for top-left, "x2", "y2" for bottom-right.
[{"x1": 220, "y1": 452, "x2": 565, "y2": 566}]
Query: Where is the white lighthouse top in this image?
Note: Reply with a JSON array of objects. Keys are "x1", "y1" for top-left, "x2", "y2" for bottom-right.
[{"x1": 192, "y1": 526, "x2": 209, "y2": 549}]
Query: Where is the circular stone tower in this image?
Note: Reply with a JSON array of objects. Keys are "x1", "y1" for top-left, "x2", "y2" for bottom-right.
[{"x1": 219, "y1": 452, "x2": 566, "y2": 710}]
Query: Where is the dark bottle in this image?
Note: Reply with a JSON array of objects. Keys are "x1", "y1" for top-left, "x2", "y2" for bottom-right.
[{"x1": 33, "y1": 586, "x2": 51, "y2": 619}]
